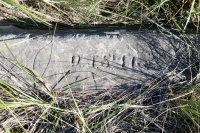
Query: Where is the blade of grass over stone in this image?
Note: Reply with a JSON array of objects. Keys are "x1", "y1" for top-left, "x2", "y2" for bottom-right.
[
  {"x1": 0, "y1": 36, "x2": 54, "y2": 98},
  {"x1": 0, "y1": 36, "x2": 40, "y2": 84},
  {"x1": 60, "y1": 76, "x2": 109, "y2": 93},
  {"x1": 0, "y1": 33, "x2": 49, "y2": 50},
  {"x1": 61, "y1": 65, "x2": 92, "y2": 133},
  {"x1": 10, "y1": 61, "x2": 44, "y2": 83},
  {"x1": 10, "y1": 61, "x2": 52, "y2": 95},
  {"x1": 136, "y1": 9, "x2": 199, "y2": 51}
]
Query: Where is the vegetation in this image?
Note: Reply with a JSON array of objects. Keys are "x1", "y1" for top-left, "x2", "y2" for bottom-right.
[
  {"x1": 0, "y1": 0, "x2": 200, "y2": 132},
  {"x1": 0, "y1": 0, "x2": 200, "y2": 30}
]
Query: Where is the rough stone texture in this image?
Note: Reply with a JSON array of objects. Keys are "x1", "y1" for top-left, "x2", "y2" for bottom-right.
[{"x1": 0, "y1": 26, "x2": 199, "y2": 91}]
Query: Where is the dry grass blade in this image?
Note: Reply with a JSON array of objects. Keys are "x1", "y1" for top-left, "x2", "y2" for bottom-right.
[
  {"x1": 0, "y1": 0, "x2": 199, "y2": 29},
  {"x1": 0, "y1": 0, "x2": 200, "y2": 132}
]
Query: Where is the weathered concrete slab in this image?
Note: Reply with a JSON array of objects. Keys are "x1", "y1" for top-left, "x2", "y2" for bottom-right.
[{"x1": 0, "y1": 26, "x2": 199, "y2": 91}]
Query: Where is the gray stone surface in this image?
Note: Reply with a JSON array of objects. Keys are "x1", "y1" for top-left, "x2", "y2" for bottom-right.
[{"x1": 0, "y1": 26, "x2": 199, "y2": 91}]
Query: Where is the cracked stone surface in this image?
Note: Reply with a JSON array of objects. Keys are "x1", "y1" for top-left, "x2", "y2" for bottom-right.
[{"x1": 0, "y1": 26, "x2": 199, "y2": 91}]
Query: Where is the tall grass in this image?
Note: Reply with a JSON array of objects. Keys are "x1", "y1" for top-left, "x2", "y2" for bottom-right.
[
  {"x1": 0, "y1": 0, "x2": 199, "y2": 30},
  {"x1": 0, "y1": 0, "x2": 200, "y2": 132}
]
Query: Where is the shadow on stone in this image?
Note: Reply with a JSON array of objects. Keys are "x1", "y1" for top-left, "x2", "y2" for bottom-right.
[{"x1": 0, "y1": 25, "x2": 199, "y2": 92}]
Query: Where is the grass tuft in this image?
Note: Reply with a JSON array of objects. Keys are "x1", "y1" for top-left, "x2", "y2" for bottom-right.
[
  {"x1": 0, "y1": 0, "x2": 200, "y2": 132},
  {"x1": 0, "y1": 0, "x2": 199, "y2": 31}
]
